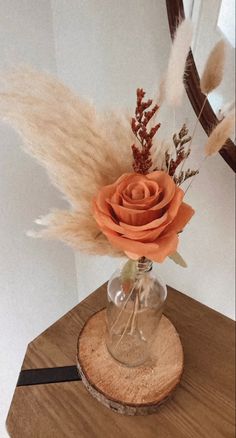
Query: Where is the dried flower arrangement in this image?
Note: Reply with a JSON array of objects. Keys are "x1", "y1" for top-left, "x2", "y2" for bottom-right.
[{"x1": 0, "y1": 19, "x2": 234, "y2": 271}]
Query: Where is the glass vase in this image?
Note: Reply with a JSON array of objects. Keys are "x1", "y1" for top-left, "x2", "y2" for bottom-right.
[{"x1": 106, "y1": 257, "x2": 167, "y2": 367}]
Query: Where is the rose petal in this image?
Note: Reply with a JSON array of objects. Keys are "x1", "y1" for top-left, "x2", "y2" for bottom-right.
[
  {"x1": 125, "y1": 234, "x2": 179, "y2": 262},
  {"x1": 165, "y1": 186, "x2": 184, "y2": 220},
  {"x1": 146, "y1": 171, "x2": 176, "y2": 209},
  {"x1": 108, "y1": 201, "x2": 163, "y2": 226},
  {"x1": 116, "y1": 173, "x2": 145, "y2": 196},
  {"x1": 150, "y1": 233, "x2": 179, "y2": 262},
  {"x1": 120, "y1": 212, "x2": 168, "y2": 231},
  {"x1": 121, "y1": 223, "x2": 169, "y2": 242},
  {"x1": 163, "y1": 202, "x2": 195, "y2": 234},
  {"x1": 125, "y1": 181, "x2": 150, "y2": 200},
  {"x1": 95, "y1": 174, "x2": 130, "y2": 215},
  {"x1": 121, "y1": 196, "x2": 159, "y2": 210},
  {"x1": 105, "y1": 231, "x2": 179, "y2": 262},
  {"x1": 119, "y1": 186, "x2": 184, "y2": 236},
  {"x1": 111, "y1": 190, "x2": 122, "y2": 205},
  {"x1": 93, "y1": 201, "x2": 125, "y2": 234},
  {"x1": 122, "y1": 181, "x2": 160, "y2": 210}
]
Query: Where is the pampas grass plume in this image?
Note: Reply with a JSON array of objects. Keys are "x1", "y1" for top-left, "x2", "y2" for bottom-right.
[
  {"x1": 200, "y1": 39, "x2": 226, "y2": 95},
  {"x1": 0, "y1": 67, "x2": 136, "y2": 256},
  {"x1": 205, "y1": 110, "x2": 235, "y2": 156},
  {"x1": 165, "y1": 19, "x2": 193, "y2": 107}
]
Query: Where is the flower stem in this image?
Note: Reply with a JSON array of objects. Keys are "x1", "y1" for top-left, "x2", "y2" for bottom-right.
[
  {"x1": 110, "y1": 282, "x2": 136, "y2": 332},
  {"x1": 178, "y1": 94, "x2": 208, "y2": 177},
  {"x1": 113, "y1": 302, "x2": 135, "y2": 351},
  {"x1": 184, "y1": 156, "x2": 207, "y2": 195},
  {"x1": 129, "y1": 289, "x2": 140, "y2": 335}
]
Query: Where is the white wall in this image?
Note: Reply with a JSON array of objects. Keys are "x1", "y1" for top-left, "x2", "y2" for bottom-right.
[
  {"x1": 0, "y1": 2, "x2": 78, "y2": 436},
  {"x1": 51, "y1": 0, "x2": 235, "y2": 319},
  {"x1": 51, "y1": 0, "x2": 169, "y2": 107}
]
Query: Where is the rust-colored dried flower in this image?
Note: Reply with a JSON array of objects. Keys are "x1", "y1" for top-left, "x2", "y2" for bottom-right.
[{"x1": 131, "y1": 88, "x2": 160, "y2": 174}]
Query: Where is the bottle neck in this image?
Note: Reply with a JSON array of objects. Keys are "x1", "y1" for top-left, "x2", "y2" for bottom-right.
[{"x1": 137, "y1": 257, "x2": 153, "y2": 276}]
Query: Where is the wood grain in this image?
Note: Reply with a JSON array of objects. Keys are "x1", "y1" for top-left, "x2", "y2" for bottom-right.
[
  {"x1": 6, "y1": 284, "x2": 235, "y2": 438},
  {"x1": 77, "y1": 310, "x2": 183, "y2": 415}
]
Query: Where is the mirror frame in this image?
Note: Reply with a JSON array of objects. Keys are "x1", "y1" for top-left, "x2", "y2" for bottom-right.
[{"x1": 166, "y1": 0, "x2": 236, "y2": 172}]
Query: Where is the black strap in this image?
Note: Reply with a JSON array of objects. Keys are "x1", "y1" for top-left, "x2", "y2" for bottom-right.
[{"x1": 17, "y1": 366, "x2": 81, "y2": 387}]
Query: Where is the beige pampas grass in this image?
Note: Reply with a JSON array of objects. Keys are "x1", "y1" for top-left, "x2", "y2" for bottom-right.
[
  {"x1": 0, "y1": 67, "x2": 136, "y2": 256},
  {"x1": 165, "y1": 19, "x2": 193, "y2": 107},
  {"x1": 200, "y1": 40, "x2": 226, "y2": 95},
  {"x1": 205, "y1": 110, "x2": 235, "y2": 156}
]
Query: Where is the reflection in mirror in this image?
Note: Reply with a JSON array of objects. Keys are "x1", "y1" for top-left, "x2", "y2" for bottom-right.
[
  {"x1": 184, "y1": 0, "x2": 235, "y2": 133},
  {"x1": 167, "y1": 0, "x2": 236, "y2": 170}
]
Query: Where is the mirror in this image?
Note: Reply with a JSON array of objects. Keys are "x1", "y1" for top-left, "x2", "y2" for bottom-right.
[
  {"x1": 184, "y1": 0, "x2": 235, "y2": 119},
  {"x1": 166, "y1": 0, "x2": 236, "y2": 171}
]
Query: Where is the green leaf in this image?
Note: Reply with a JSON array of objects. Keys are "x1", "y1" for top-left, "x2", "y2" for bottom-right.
[
  {"x1": 169, "y1": 251, "x2": 187, "y2": 268},
  {"x1": 121, "y1": 259, "x2": 137, "y2": 293}
]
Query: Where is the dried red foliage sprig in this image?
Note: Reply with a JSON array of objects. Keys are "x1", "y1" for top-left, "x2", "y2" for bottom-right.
[
  {"x1": 165, "y1": 124, "x2": 199, "y2": 184},
  {"x1": 173, "y1": 168, "x2": 199, "y2": 185},
  {"x1": 165, "y1": 124, "x2": 191, "y2": 176},
  {"x1": 131, "y1": 88, "x2": 161, "y2": 174}
]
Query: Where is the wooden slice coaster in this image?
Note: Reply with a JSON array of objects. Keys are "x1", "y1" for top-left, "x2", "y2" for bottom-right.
[{"x1": 77, "y1": 309, "x2": 183, "y2": 415}]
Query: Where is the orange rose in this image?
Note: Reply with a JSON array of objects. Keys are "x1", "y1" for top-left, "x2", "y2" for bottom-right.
[{"x1": 93, "y1": 171, "x2": 194, "y2": 262}]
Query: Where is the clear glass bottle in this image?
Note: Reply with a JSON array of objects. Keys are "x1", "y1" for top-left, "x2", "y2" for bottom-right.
[{"x1": 106, "y1": 258, "x2": 167, "y2": 367}]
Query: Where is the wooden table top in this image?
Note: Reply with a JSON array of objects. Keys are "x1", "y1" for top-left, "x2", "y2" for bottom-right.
[{"x1": 6, "y1": 283, "x2": 235, "y2": 438}]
